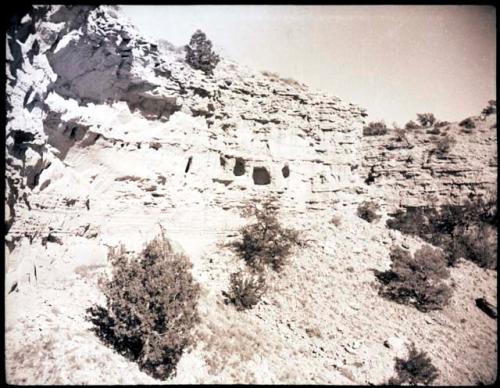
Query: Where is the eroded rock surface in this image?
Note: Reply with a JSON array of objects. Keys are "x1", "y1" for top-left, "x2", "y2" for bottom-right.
[{"x1": 361, "y1": 118, "x2": 497, "y2": 210}]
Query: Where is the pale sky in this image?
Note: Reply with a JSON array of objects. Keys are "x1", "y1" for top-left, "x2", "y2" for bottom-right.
[{"x1": 121, "y1": 5, "x2": 496, "y2": 125}]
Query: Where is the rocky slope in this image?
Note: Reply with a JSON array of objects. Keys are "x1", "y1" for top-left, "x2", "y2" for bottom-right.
[
  {"x1": 361, "y1": 116, "x2": 497, "y2": 210},
  {"x1": 4, "y1": 5, "x2": 497, "y2": 385}
]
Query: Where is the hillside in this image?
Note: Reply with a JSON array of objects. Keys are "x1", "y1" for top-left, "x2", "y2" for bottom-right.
[{"x1": 4, "y1": 5, "x2": 497, "y2": 384}]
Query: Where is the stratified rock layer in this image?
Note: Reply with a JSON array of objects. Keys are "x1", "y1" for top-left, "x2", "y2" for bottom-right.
[{"x1": 361, "y1": 118, "x2": 497, "y2": 209}]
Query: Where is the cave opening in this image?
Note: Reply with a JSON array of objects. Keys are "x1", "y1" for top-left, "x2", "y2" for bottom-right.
[
  {"x1": 233, "y1": 157, "x2": 245, "y2": 176},
  {"x1": 282, "y1": 165, "x2": 290, "y2": 178},
  {"x1": 252, "y1": 167, "x2": 271, "y2": 185}
]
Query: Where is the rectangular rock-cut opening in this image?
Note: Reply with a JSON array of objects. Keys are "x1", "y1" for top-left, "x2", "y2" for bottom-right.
[
  {"x1": 233, "y1": 157, "x2": 245, "y2": 176},
  {"x1": 252, "y1": 167, "x2": 271, "y2": 185}
]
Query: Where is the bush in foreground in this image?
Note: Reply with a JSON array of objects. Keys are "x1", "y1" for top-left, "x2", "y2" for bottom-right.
[
  {"x1": 233, "y1": 203, "x2": 300, "y2": 272},
  {"x1": 386, "y1": 196, "x2": 497, "y2": 269},
  {"x1": 388, "y1": 343, "x2": 439, "y2": 385},
  {"x1": 449, "y1": 223, "x2": 497, "y2": 269},
  {"x1": 86, "y1": 231, "x2": 200, "y2": 380},
  {"x1": 375, "y1": 245, "x2": 452, "y2": 312}
]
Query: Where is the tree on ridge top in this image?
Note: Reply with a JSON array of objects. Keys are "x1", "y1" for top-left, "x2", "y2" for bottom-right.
[{"x1": 185, "y1": 29, "x2": 220, "y2": 75}]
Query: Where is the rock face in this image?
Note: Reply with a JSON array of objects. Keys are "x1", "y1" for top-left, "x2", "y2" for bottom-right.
[
  {"x1": 5, "y1": 5, "x2": 367, "y2": 241},
  {"x1": 361, "y1": 119, "x2": 497, "y2": 209},
  {"x1": 4, "y1": 5, "x2": 497, "y2": 385}
]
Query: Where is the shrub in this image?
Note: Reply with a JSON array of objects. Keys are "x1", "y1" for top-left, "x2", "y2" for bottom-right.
[
  {"x1": 387, "y1": 207, "x2": 436, "y2": 237},
  {"x1": 434, "y1": 135, "x2": 456, "y2": 156},
  {"x1": 224, "y1": 270, "x2": 266, "y2": 311},
  {"x1": 388, "y1": 343, "x2": 439, "y2": 385},
  {"x1": 416, "y1": 113, "x2": 436, "y2": 127},
  {"x1": 185, "y1": 30, "x2": 220, "y2": 75},
  {"x1": 426, "y1": 127, "x2": 441, "y2": 135},
  {"x1": 233, "y1": 203, "x2": 300, "y2": 272},
  {"x1": 434, "y1": 120, "x2": 450, "y2": 128},
  {"x1": 376, "y1": 245, "x2": 452, "y2": 312},
  {"x1": 281, "y1": 77, "x2": 302, "y2": 87},
  {"x1": 405, "y1": 120, "x2": 420, "y2": 130},
  {"x1": 387, "y1": 196, "x2": 497, "y2": 269},
  {"x1": 330, "y1": 214, "x2": 342, "y2": 227},
  {"x1": 449, "y1": 224, "x2": 497, "y2": 269},
  {"x1": 261, "y1": 70, "x2": 279, "y2": 79},
  {"x1": 482, "y1": 100, "x2": 496, "y2": 116},
  {"x1": 86, "y1": 231, "x2": 201, "y2": 380},
  {"x1": 459, "y1": 117, "x2": 476, "y2": 130},
  {"x1": 363, "y1": 121, "x2": 388, "y2": 136},
  {"x1": 393, "y1": 127, "x2": 407, "y2": 143},
  {"x1": 357, "y1": 201, "x2": 381, "y2": 223}
]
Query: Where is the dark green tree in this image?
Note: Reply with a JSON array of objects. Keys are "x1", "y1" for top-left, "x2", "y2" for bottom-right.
[
  {"x1": 416, "y1": 113, "x2": 436, "y2": 127},
  {"x1": 185, "y1": 30, "x2": 220, "y2": 75}
]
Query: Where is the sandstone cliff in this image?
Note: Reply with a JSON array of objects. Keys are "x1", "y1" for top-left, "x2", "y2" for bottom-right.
[{"x1": 361, "y1": 116, "x2": 497, "y2": 209}]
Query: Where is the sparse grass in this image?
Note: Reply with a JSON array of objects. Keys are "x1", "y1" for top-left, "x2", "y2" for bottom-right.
[
  {"x1": 86, "y1": 230, "x2": 200, "y2": 380},
  {"x1": 260, "y1": 71, "x2": 302, "y2": 88},
  {"x1": 7, "y1": 337, "x2": 58, "y2": 384},
  {"x1": 376, "y1": 245, "x2": 452, "y2": 312},
  {"x1": 389, "y1": 343, "x2": 439, "y2": 385},
  {"x1": 74, "y1": 264, "x2": 105, "y2": 280},
  {"x1": 196, "y1": 309, "x2": 274, "y2": 376}
]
